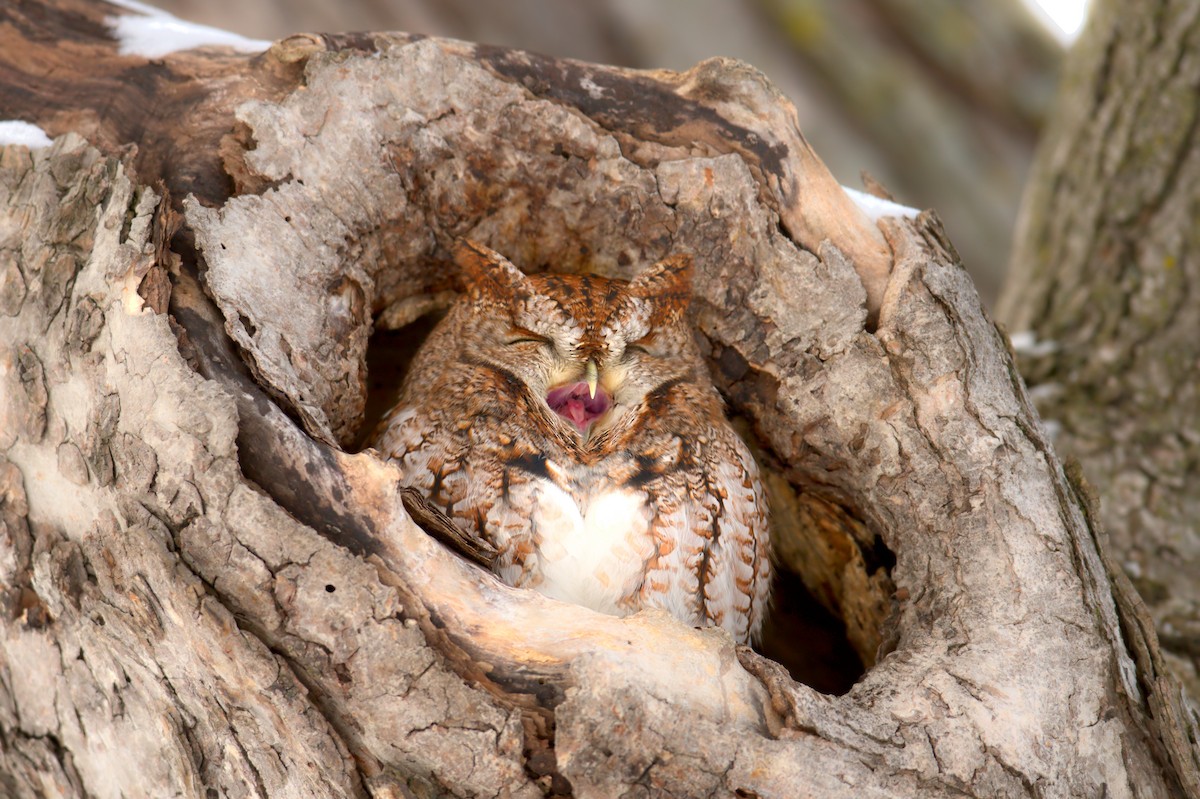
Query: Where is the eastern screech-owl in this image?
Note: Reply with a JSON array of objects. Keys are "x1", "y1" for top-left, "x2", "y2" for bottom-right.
[{"x1": 373, "y1": 241, "x2": 772, "y2": 643}]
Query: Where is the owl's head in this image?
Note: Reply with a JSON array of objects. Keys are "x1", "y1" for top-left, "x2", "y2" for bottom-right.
[{"x1": 452, "y1": 240, "x2": 699, "y2": 439}]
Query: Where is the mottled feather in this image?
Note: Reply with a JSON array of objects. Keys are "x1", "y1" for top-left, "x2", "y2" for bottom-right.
[{"x1": 372, "y1": 241, "x2": 771, "y2": 643}]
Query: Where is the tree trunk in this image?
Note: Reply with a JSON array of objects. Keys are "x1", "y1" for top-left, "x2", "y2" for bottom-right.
[
  {"x1": 1, "y1": 1, "x2": 1197, "y2": 797},
  {"x1": 998, "y1": 0, "x2": 1200, "y2": 709},
  {"x1": 151, "y1": 0, "x2": 1065, "y2": 307}
]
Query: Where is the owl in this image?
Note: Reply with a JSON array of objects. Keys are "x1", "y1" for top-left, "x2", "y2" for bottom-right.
[{"x1": 373, "y1": 241, "x2": 771, "y2": 644}]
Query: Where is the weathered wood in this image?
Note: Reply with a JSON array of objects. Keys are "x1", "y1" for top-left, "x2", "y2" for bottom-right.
[
  {"x1": 1, "y1": 1, "x2": 1196, "y2": 797},
  {"x1": 152, "y1": 0, "x2": 1062, "y2": 306}
]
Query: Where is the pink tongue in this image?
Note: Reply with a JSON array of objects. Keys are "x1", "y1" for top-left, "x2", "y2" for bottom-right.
[{"x1": 546, "y1": 382, "x2": 611, "y2": 432}]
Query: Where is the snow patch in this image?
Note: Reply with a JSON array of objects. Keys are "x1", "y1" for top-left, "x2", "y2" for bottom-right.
[
  {"x1": 105, "y1": 0, "x2": 270, "y2": 59},
  {"x1": 1010, "y1": 331, "x2": 1059, "y2": 357},
  {"x1": 0, "y1": 120, "x2": 53, "y2": 149},
  {"x1": 1020, "y1": 0, "x2": 1088, "y2": 44},
  {"x1": 843, "y1": 186, "x2": 920, "y2": 222},
  {"x1": 1027, "y1": 382, "x2": 1063, "y2": 404}
]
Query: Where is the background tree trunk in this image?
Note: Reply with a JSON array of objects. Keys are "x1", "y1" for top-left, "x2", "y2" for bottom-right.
[
  {"x1": 2, "y1": 1, "x2": 1198, "y2": 797},
  {"x1": 999, "y1": 0, "x2": 1200, "y2": 707}
]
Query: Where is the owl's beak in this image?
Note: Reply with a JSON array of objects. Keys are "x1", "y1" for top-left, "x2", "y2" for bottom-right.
[
  {"x1": 585, "y1": 359, "x2": 599, "y2": 399},
  {"x1": 546, "y1": 379, "x2": 611, "y2": 434}
]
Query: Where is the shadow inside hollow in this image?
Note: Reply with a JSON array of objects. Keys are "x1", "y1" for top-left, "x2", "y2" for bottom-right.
[
  {"x1": 357, "y1": 315, "x2": 441, "y2": 449},
  {"x1": 757, "y1": 568, "x2": 865, "y2": 696}
]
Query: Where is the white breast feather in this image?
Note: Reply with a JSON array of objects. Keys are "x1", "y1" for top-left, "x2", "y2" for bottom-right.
[{"x1": 530, "y1": 475, "x2": 653, "y2": 617}]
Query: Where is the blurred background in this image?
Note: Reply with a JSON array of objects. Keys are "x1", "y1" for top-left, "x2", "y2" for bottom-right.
[{"x1": 151, "y1": 0, "x2": 1085, "y2": 308}]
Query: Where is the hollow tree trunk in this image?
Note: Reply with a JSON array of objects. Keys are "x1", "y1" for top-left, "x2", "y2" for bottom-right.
[
  {"x1": 998, "y1": 0, "x2": 1200, "y2": 708},
  {"x1": 2, "y1": 1, "x2": 1198, "y2": 797}
]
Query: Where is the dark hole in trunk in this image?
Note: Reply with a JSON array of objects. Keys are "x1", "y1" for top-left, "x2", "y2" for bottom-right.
[
  {"x1": 363, "y1": 315, "x2": 877, "y2": 696},
  {"x1": 758, "y1": 568, "x2": 866, "y2": 695}
]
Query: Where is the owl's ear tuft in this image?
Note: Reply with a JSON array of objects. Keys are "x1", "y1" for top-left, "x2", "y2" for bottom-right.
[
  {"x1": 453, "y1": 239, "x2": 532, "y2": 301},
  {"x1": 628, "y1": 254, "x2": 693, "y2": 312}
]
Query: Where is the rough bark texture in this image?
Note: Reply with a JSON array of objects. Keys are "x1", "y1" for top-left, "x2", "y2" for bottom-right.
[
  {"x1": 152, "y1": 0, "x2": 1064, "y2": 307},
  {"x1": 999, "y1": 0, "x2": 1200, "y2": 708},
  {"x1": 2, "y1": 1, "x2": 1198, "y2": 798}
]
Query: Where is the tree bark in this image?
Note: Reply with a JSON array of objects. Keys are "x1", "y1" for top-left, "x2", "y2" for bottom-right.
[
  {"x1": 999, "y1": 0, "x2": 1200, "y2": 709},
  {"x1": 151, "y1": 0, "x2": 1064, "y2": 307},
  {"x1": 1, "y1": 1, "x2": 1197, "y2": 797}
]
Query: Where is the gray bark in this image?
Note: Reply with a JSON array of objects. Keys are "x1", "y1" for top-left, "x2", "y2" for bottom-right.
[
  {"x1": 999, "y1": 0, "x2": 1200, "y2": 708},
  {"x1": 152, "y1": 0, "x2": 1064, "y2": 307},
  {"x1": 2, "y1": 3, "x2": 1198, "y2": 797}
]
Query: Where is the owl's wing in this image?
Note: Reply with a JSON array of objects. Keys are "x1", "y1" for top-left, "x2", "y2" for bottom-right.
[
  {"x1": 374, "y1": 403, "x2": 557, "y2": 588},
  {"x1": 632, "y1": 426, "x2": 772, "y2": 645},
  {"x1": 374, "y1": 405, "x2": 487, "y2": 542}
]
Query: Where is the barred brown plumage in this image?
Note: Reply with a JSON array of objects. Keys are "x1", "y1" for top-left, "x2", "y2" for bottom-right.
[{"x1": 372, "y1": 240, "x2": 771, "y2": 643}]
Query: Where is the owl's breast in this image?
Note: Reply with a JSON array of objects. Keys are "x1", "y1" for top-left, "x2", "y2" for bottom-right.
[
  {"x1": 379, "y1": 394, "x2": 771, "y2": 642},
  {"x1": 501, "y1": 469, "x2": 656, "y2": 617}
]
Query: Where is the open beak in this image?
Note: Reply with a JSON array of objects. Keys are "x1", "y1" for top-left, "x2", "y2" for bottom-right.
[
  {"x1": 585, "y1": 359, "x2": 599, "y2": 399},
  {"x1": 546, "y1": 360, "x2": 611, "y2": 434}
]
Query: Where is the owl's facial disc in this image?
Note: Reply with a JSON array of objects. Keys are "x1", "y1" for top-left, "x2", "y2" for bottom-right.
[{"x1": 546, "y1": 381, "x2": 612, "y2": 434}]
